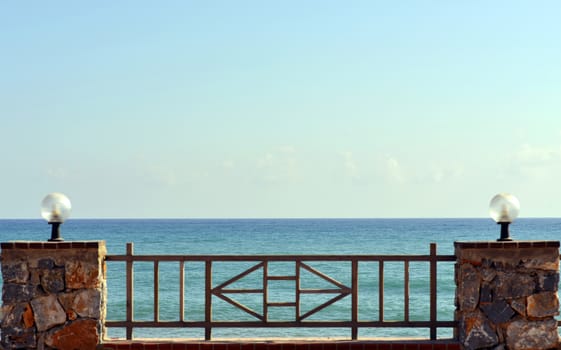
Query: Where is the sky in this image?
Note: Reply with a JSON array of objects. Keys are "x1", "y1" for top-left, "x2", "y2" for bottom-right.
[{"x1": 1, "y1": 1, "x2": 561, "y2": 219}]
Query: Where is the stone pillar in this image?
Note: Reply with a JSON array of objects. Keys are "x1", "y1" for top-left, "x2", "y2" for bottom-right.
[
  {"x1": 1, "y1": 241, "x2": 107, "y2": 350},
  {"x1": 455, "y1": 241, "x2": 560, "y2": 350}
]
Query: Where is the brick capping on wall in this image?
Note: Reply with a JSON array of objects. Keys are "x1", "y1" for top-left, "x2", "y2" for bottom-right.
[
  {"x1": 102, "y1": 340, "x2": 461, "y2": 350},
  {"x1": 0, "y1": 240, "x2": 103, "y2": 250},
  {"x1": 454, "y1": 241, "x2": 560, "y2": 249}
]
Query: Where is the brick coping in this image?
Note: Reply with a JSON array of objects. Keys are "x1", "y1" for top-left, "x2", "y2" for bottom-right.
[
  {"x1": 454, "y1": 240, "x2": 559, "y2": 249},
  {"x1": 102, "y1": 339, "x2": 461, "y2": 350},
  {"x1": 104, "y1": 338, "x2": 458, "y2": 343},
  {"x1": 1, "y1": 240, "x2": 105, "y2": 249}
]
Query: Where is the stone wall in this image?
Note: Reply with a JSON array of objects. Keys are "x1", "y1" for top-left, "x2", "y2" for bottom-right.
[
  {"x1": 1, "y1": 241, "x2": 106, "y2": 350},
  {"x1": 455, "y1": 241, "x2": 560, "y2": 350}
]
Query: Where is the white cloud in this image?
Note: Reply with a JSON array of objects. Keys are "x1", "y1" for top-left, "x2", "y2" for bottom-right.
[
  {"x1": 514, "y1": 143, "x2": 559, "y2": 165},
  {"x1": 339, "y1": 151, "x2": 359, "y2": 179},
  {"x1": 46, "y1": 167, "x2": 68, "y2": 179},
  {"x1": 507, "y1": 143, "x2": 561, "y2": 182},
  {"x1": 385, "y1": 156, "x2": 405, "y2": 184},
  {"x1": 222, "y1": 160, "x2": 235, "y2": 169},
  {"x1": 160, "y1": 170, "x2": 178, "y2": 186},
  {"x1": 257, "y1": 153, "x2": 274, "y2": 169},
  {"x1": 430, "y1": 164, "x2": 464, "y2": 184},
  {"x1": 278, "y1": 145, "x2": 296, "y2": 154},
  {"x1": 255, "y1": 146, "x2": 299, "y2": 184},
  {"x1": 143, "y1": 165, "x2": 179, "y2": 187},
  {"x1": 432, "y1": 169, "x2": 444, "y2": 183}
]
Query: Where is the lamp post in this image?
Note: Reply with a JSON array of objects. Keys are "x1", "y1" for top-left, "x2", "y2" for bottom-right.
[
  {"x1": 41, "y1": 193, "x2": 72, "y2": 242},
  {"x1": 489, "y1": 193, "x2": 520, "y2": 241}
]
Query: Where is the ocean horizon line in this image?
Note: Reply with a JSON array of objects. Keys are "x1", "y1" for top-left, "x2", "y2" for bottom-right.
[{"x1": 1, "y1": 216, "x2": 560, "y2": 221}]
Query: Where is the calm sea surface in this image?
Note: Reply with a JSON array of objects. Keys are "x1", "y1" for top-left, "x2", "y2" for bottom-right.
[{"x1": 1, "y1": 218, "x2": 560, "y2": 339}]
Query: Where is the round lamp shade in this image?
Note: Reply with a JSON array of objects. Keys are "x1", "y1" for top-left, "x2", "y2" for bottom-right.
[
  {"x1": 489, "y1": 193, "x2": 520, "y2": 223},
  {"x1": 41, "y1": 193, "x2": 72, "y2": 223}
]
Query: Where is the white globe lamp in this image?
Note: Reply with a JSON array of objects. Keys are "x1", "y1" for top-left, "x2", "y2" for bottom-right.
[
  {"x1": 41, "y1": 193, "x2": 72, "y2": 241},
  {"x1": 489, "y1": 193, "x2": 520, "y2": 241}
]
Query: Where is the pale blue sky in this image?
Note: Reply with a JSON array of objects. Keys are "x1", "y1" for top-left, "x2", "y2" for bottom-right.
[{"x1": 2, "y1": 1, "x2": 561, "y2": 218}]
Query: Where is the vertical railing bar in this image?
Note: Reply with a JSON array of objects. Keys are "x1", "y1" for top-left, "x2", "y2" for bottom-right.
[
  {"x1": 154, "y1": 260, "x2": 159, "y2": 322},
  {"x1": 205, "y1": 260, "x2": 212, "y2": 340},
  {"x1": 379, "y1": 260, "x2": 384, "y2": 322},
  {"x1": 263, "y1": 260, "x2": 268, "y2": 322},
  {"x1": 126, "y1": 242, "x2": 134, "y2": 340},
  {"x1": 430, "y1": 243, "x2": 437, "y2": 340},
  {"x1": 295, "y1": 260, "x2": 301, "y2": 322},
  {"x1": 404, "y1": 260, "x2": 410, "y2": 322},
  {"x1": 179, "y1": 260, "x2": 185, "y2": 322},
  {"x1": 351, "y1": 259, "x2": 359, "y2": 340}
]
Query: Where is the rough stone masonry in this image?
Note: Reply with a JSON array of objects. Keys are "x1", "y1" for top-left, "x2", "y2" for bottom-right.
[
  {"x1": 1, "y1": 241, "x2": 106, "y2": 350},
  {"x1": 455, "y1": 241, "x2": 560, "y2": 350}
]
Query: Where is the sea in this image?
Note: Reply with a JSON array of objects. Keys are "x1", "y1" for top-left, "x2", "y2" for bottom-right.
[{"x1": 1, "y1": 218, "x2": 560, "y2": 340}]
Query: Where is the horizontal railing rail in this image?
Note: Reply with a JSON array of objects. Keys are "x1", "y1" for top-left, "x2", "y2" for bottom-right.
[{"x1": 105, "y1": 243, "x2": 457, "y2": 340}]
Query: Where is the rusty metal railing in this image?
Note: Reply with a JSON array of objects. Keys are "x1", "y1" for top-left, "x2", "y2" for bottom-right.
[{"x1": 104, "y1": 243, "x2": 456, "y2": 340}]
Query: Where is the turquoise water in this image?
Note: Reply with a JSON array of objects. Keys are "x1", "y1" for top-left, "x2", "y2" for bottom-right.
[{"x1": 1, "y1": 218, "x2": 560, "y2": 339}]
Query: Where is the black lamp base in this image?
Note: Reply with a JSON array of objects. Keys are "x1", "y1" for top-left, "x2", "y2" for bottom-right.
[
  {"x1": 48, "y1": 222, "x2": 64, "y2": 242},
  {"x1": 497, "y1": 222, "x2": 512, "y2": 241}
]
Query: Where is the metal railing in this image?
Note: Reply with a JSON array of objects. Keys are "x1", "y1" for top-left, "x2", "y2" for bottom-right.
[{"x1": 105, "y1": 243, "x2": 456, "y2": 340}]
